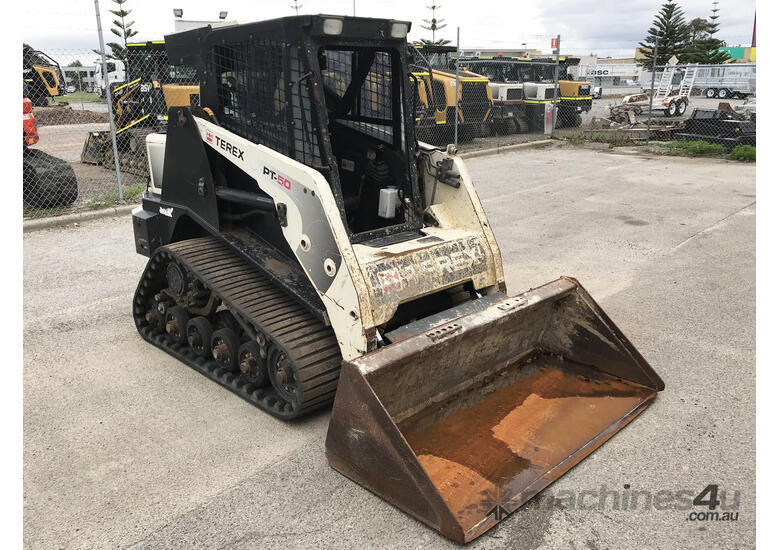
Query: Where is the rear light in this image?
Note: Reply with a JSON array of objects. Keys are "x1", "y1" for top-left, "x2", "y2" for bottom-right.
[
  {"x1": 390, "y1": 21, "x2": 409, "y2": 39},
  {"x1": 23, "y1": 97, "x2": 32, "y2": 114},
  {"x1": 322, "y1": 18, "x2": 344, "y2": 35}
]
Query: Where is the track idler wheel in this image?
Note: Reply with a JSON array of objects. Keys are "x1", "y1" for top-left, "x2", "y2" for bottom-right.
[
  {"x1": 166, "y1": 263, "x2": 187, "y2": 296},
  {"x1": 238, "y1": 341, "x2": 268, "y2": 386},
  {"x1": 211, "y1": 328, "x2": 240, "y2": 371},
  {"x1": 165, "y1": 306, "x2": 189, "y2": 343},
  {"x1": 186, "y1": 316, "x2": 213, "y2": 358}
]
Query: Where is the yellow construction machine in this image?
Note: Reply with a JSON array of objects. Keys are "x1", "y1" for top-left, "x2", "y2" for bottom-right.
[
  {"x1": 81, "y1": 41, "x2": 199, "y2": 175},
  {"x1": 410, "y1": 44, "x2": 492, "y2": 143},
  {"x1": 22, "y1": 46, "x2": 64, "y2": 107}
]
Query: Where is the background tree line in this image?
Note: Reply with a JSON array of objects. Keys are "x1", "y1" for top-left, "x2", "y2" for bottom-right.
[{"x1": 638, "y1": 1, "x2": 733, "y2": 69}]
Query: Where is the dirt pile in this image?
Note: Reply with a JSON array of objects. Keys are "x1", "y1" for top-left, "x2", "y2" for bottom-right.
[{"x1": 33, "y1": 106, "x2": 109, "y2": 126}]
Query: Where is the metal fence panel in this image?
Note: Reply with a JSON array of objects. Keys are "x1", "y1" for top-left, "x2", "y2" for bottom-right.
[
  {"x1": 23, "y1": 31, "x2": 755, "y2": 220},
  {"x1": 578, "y1": 61, "x2": 756, "y2": 153},
  {"x1": 22, "y1": 46, "x2": 198, "y2": 218},
  {"x1": 412, "y1": 56, "x2": 558, "y2": 154}
]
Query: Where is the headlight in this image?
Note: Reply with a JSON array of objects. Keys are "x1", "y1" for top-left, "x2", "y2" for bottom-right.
[
  {"x1": 322, "y1": 18, "x2": 344, "y2": 35},
  {"x1": 390, "y1": 22, "x2": 408, "y2": 38}
]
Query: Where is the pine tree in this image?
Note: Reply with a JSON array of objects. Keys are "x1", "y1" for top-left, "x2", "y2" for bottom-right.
[
  {"x1": 420, "y1": 3, "x2": 451, "y2": 45},
  {"x1": 687, "y1": 1, "x2": 731, "y2": 64},
  {"x1": 95, "y1": 0, "x2": 138, "y2": 65},
  {"x1": 637, "y1": 2, "x2": 691, "y2": 69}
]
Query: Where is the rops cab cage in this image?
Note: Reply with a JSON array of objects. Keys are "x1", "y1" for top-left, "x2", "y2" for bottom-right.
[{"x1": 165, "y1": 15, "x2": 421, "y2": 243}]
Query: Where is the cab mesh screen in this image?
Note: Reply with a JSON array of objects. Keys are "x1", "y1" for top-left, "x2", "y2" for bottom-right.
[{"x1": 212, "y1": 39, "x2": 322, "y2": 166}]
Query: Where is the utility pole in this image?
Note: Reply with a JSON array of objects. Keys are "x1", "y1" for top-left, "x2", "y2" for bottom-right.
[
  {"x1": 94, "y1": 0, "x2": 123, "y2": 200},
  {"x1": 454, "y1": 27, "x2": 460, "y2": 147},
  {"x1": 552, "y1": 34, "x2": 561, "y2": 131},
  {"x1": 291, "y1": 0, "x2": 302, "y2": 15},
  {"x1": 646, "y1": 39, "x2": 658, "y2": 145}
]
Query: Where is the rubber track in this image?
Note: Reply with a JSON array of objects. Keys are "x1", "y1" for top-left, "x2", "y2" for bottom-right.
[{"x1": 132, "y1": 236, "x2": 342, "y2": 419}]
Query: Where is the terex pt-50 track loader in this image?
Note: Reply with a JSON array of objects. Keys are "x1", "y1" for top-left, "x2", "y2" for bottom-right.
[{"x1": 131, "y1": 16, "x2": 663, "y2": 544}]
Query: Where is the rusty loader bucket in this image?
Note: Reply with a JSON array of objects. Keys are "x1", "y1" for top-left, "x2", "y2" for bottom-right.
[{"x1": 326, "y1": 277, "x2": 664, "y2": 543}]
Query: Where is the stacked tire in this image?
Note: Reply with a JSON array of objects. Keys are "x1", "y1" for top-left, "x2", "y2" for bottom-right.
[{"x1": 23, "y1": 148, "x2": 79, "y2": 208}]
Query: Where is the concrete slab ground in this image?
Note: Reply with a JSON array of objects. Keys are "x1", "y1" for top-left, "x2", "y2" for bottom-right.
[{"x1": 23, "y1": 146, "x2": 755, "y2": 549}]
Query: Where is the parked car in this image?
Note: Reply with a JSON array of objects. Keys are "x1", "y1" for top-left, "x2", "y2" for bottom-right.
[
  {"x1": 66, "y1": 85, "x2": 77, "y2": 94},
  {"x1": 592, "y1": 85, "x2": 602, "y2": 99}
]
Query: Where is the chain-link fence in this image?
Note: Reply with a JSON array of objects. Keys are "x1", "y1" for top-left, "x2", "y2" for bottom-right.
[
  {"x1": 24, "y1": 26, "x2": 756, "y2": 220},
  {"x1": 23, "y1": 17, "x2": 573, "y2": 220},
  {"x1": 576, "y1": 61, "x2": 756, "y2": 155},
  {"x1": 22, "y1": 43, "x2": 199, "y2": 219},
  {"x1": 410, "y1": 48, "x2": 569, "y2": 154}
]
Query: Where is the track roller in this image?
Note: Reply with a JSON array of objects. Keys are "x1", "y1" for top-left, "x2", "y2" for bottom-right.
[
  {"x1": 239, "y1": 341, "x2": 268, "y2": 385},
  {"x1": 165, "y1": 306, "x2": 189, "y2": 343},
  {"x1": 186, "y1": 316, "x2": 213, "y2": 358},
  {"x1": 211, "y1": 328, "x2": 240, "y2": 371},
  {"x1": 213, "y1": 310, "x2": 241, "y2": 333},
  {"x1": 268, "y1": 344, "x2": 297, "y2": 404}
]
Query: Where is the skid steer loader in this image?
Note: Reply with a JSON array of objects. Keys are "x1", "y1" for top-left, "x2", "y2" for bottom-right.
[
  {"x1": 408, "y1": 44, "x2": 492, "y2": 143},
  {"x1": 458, "y1": 57, "x2": 557, "y2": 133},
  {"x1": 81, "y1": 41, "x2": 199, "y2": 175},
  {"x1": 22, "y1": 46, "x2": 64, "y2": 107},
  {"x1": 131, "y1": 15, "x2": 664, "y2": 544}
]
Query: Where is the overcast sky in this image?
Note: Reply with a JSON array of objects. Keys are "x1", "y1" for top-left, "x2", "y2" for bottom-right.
[{"x1": 23, "y1": 0, "x2": 755, "y2": 63}]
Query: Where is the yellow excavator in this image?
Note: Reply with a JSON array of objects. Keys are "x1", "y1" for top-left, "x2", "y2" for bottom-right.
[
  {"x1": 22, "y1": 46, "x2": 64, "y2": 107},
  {"x1": 81, "y1": 40, "x2": 199, "y2": 175}
]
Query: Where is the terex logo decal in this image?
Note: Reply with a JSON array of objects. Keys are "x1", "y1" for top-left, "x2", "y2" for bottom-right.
[
  {"x1": 205, "y1": 131, "x2": 213, "y2": 143},
  {"x1": 263, "y1": 166, "x2": 292, "y2": 190},
  {"x1": 213, "y1": 135, "x2": 244, "y2": 160}
]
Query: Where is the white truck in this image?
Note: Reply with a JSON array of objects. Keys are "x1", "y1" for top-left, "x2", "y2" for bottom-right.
[
  {"x1": 695, "y1": 63, "x2": 756, "y2": 99},
  {"x1": 638, "y1": 63, "x2": 756, "y2": 99},
  {"x1": 92, "y1": 58, "x2": 125, "y2": 97}
]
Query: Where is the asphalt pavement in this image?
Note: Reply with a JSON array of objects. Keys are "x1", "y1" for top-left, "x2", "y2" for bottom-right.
[{"x1": 23, "y1": 144, "x2": 755, "y2": 549}]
